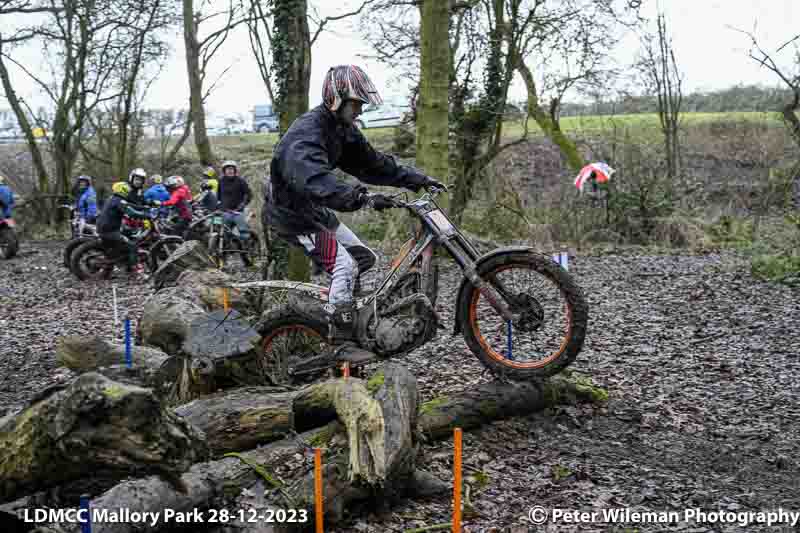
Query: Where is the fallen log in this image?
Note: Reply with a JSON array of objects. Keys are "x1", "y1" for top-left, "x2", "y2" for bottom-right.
[
  {"x1": 417, "y1": 371, "x2": 609, "y2": 440},
  {"x1": 152, "y1": 239, "x2": 216, "y2": 288},
  {"x1": 173, "y1": 385, "x2": 296, "y2": 456},
  {"x1": 56, "y1": 335, "x2": 170, "y2": 372},
  {"x1": 0, "y1": 373, "x2": 208, "y2": 504}
]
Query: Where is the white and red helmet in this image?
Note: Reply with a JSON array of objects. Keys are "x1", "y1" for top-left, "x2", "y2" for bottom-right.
[{"x1": 322, "y1": 65, "x2": 383, "y2": 112}]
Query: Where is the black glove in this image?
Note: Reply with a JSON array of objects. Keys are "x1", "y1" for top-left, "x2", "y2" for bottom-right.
[
  {"x1": 368, "y1": 193, "x2": 396, "y2": 211},
  {"x1": 422, "y1": 176, "x2": 447, "y2": 192}
]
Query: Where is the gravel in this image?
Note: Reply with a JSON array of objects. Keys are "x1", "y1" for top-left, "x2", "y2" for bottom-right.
[{"x1": 2, "y1": 240, "x2": 799, "y2": 533}]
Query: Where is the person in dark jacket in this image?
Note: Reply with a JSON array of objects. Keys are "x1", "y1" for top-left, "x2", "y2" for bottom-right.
[
  {"x1": 196, "y1": 179, "x2": 219, "y2": 211},
  {"x1": 264, "y1": 64, "x2": 445, "y2": 338},
  {"x1": 218, "y1": 160, "x2": 252, "y2": 241},
  {"x1": 97, "y1": 181, "x2": 152, "y2": 275}
]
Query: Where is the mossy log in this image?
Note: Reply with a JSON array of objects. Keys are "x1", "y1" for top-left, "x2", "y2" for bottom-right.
[
  {"x1": 34, "y1": 365, "x2": 421, "y2": 532},
  {"x1": 56, "y1": 336, "x2": 170, "y2": 372},
  {"x1": 0, "y1": 373, "x2": 208, "y2": 504},
  {"x1": 173, "y1": 386, "x2": 296, "y2": 456},
  {"x1": 417, "y1": 372, "x2": 608, "y2": 440},
  {"x1": 11, "y1": 369, "x2": 607, "y2": 531}
]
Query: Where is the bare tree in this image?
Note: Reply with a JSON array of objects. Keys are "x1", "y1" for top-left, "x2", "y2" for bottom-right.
[
  {"x1": 0, "y1": 0, "x2": 173, "y2": 222},
  {"x1": 80, "y1": 0, "x2": 176, "y2": 180},
  {"x1": 638, "y1": 13, "x2": 683, "y2": 179},
  {"x1": 182, "y1": 0, "x2": 270, "y2": 165},
  {"x1": 735, "y1": 27, "x2": 800, "y2": 150}
]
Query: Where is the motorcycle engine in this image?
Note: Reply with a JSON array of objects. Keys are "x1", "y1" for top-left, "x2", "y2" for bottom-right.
[{"x1": 374, "y1": 315, "x2": 427, "y2": 354}]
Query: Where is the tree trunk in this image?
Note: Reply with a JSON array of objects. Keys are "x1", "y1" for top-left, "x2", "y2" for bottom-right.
[
  {"x1": 0, "y1": 373, "x2": 208, "y2": 504},
  {"x1": 0, "y1": 45, "x2": 51, "y2": 217},
  {"x1": 174, "y1": 386, "x2": 296, "y2": 456},
  {"x1": 56, "y1": 336, "x2": 170, "y2": 372},
  {"x1": 416, "y1": 0, "x2": 450, "y2": 205},
  {"x1": 517, "y1": 57, "x2": 585, "y2": 172},
  {"x1": 272, "y1": 0, "x2": 311, "y2": 283},
  {"x1": 183, "y1": 0, "x2": 214, "y2": 165}
]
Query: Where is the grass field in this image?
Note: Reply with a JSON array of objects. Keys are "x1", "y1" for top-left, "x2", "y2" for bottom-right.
[{"x1": 206, "y1": 110, "x2": 787, "y2": 158}]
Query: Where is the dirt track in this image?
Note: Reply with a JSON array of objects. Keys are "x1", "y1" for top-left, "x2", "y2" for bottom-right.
[{"x1": 1, "y1": 240, "x2": 799, "y2": 532}]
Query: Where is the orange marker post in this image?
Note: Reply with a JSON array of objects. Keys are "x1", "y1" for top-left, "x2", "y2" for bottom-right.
[
  {"x1": 453, "y1": 427, "x2": 462, "y2": 533},
  {"x1": 314, "y1": 448, "x2": 323, "y2": 533},
  {"x1": 222, "y1": 288, "x2": 229, "y2": 311},
  {"x1": 341, "y1": 361, "x2": 350, "y2": 378}
]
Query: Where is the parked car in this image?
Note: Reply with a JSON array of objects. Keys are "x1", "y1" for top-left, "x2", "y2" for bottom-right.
[
  {"x1": 252, "y1": 104, "x2": 279, "y2": 133},
  {"x1": 355, "y1": 104, "x2": 410, "y2": 130}
]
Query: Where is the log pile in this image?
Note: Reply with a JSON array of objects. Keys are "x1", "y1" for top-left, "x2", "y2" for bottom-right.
[{"x1": 0, "y1": 238, "x2": 611, "y2": 531}]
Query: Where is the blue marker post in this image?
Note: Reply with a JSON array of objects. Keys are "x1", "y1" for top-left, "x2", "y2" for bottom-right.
[
  {"x1": 124, "y1": 317, "x2": 132, "y2": 369},
  {"x1": 79, "y1": 494, "x2": 91, "y2": 533}
]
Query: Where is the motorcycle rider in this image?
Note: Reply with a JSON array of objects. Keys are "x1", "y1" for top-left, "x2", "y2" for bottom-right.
[
  {"x1": 218, "y1": 160, "x2": 252, "y2": 242},
  {"x1": 159, "y1": 175, "x2": 193, "y2": 237},
  {"x1": 144, "y1": 174, "x2": 170, "y2": 203},
  {"x1": 127, "y1": 168, "x2": 147, "y2": 203},
  {"x1": 264, "y1": 64, "x2": 445, "y2": 340},
  {"x1": 97, "y1": 181, "x2": 152, "y2": 276},
  {"x1": 0, "y1": 174, "x2": 14, "y2": 220},
  {"x1": 74, "y1": 175, "x2": 98, "y2": 225},
  {"x1": 196, "y1": 178, "x2": 219, "y2": 211}
]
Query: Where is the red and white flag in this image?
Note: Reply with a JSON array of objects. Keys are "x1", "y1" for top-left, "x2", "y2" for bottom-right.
[{"x1": 574, "y1": 162, "x2": 615, "y2": 193}]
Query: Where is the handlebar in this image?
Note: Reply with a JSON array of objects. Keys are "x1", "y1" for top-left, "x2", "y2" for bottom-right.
[{"x1": 365, "y1": 184, "x2": 450, "y2": 210}]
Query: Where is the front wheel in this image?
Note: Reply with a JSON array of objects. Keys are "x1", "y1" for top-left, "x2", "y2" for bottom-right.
[{"x1": 457, "y1": 251, "x2": 588, "y2": 380}]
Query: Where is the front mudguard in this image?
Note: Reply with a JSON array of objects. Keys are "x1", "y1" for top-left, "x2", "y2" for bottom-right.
[{"x1": 452, "y1": 246, "x2": 536, "y2": 335}]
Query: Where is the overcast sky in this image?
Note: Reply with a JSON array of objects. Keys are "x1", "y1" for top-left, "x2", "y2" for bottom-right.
[{"x1": 1, "y1": 0, "x2": 798, "y2": 120}]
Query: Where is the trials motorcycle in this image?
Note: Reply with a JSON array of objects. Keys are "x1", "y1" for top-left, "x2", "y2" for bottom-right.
[{"x1": 235, "y1": 186, "x2": 588, "y2": 384}]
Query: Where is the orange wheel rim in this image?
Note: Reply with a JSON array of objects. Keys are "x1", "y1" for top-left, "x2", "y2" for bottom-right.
[
  {"x1": 468, "y1": 264, "x2": 572, "y2": 369},
  {"x1": 263, "y1": 325, "x2": 323, "y2": 352}
]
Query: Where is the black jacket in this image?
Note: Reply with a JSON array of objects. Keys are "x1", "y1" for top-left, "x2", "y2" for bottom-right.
[
  {"x1": 219, "y1": 175, "x2": 252, "y2": 211},
  {"x1": 265, "y1": 105, "x2": 429, "y2": 235},
  {"x1": 97, "y1": 194, "x2": 150, "y2": 234}
]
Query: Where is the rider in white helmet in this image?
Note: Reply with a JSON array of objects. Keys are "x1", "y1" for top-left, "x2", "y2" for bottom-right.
[{"x1": 265, "y1": 64, "x2": 445, "y2": 340}]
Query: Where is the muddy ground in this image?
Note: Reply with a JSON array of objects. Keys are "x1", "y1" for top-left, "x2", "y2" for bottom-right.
[{"x1": 1, "y1": 239, "x2": 799, "y2": 533}]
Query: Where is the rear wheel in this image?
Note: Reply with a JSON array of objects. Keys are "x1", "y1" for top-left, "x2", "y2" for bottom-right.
[
  {"x1": 70, "y1": 240, "x2": 116, "y2": 281},
  {"x1": 63, "y1": 237, "x2": 94, "y2": 269},
  {"x1": 258, "y1": 309, "x2": 330, "y2": 385},
  {"x1": 0, "y1": 226, "x2": 18, "y2": 259},
  {"x1": 457, "y1": 251, "x2": 588, "y2": 380}
]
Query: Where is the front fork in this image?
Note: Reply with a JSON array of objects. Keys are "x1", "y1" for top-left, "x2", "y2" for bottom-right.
[{"x1": 441, "y1": 239, "x2": 516, "y2": 322}]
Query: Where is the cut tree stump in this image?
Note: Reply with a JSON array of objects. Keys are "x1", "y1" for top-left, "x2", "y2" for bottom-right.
[
  {"x1": 183, "y1": 309, "x2": 262, "y2": 360},
  {"x1": 0, "y1": 373, "x2": 208, "y2": 504}
]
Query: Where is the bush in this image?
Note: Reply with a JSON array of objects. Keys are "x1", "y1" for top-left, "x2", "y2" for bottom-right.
[{"x1": 751, "y1": 253, "x2": 800, "y2": 285}]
